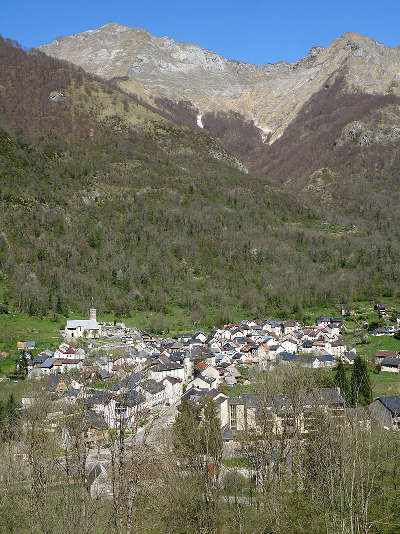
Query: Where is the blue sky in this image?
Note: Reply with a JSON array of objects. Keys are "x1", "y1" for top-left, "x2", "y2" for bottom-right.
[{"x1": 2, "y1": 0, "x2": 400, "y2": 64}]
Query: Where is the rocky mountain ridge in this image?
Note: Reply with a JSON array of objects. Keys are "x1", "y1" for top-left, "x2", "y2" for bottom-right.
[{"x1": 38, "y1": 23, "x2": 400, "y2": 142}]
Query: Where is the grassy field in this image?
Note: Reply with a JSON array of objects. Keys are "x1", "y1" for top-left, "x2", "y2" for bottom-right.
[
  {"x1": 0, "y1": 313, "x2": 65, "y2": 377},
  {"x1": 353, "y1": 335, "x2": 400, "y2": 363},
  {"x1": 0, "y1": 376, "x2": 41, "y2": 402},
  {"x1": 357, "y1": 335, "x2": 400, "y2": 397},
  {"x1": 371, "y1": 371, "x2": 400, "y2": 397},
  {"x1": 302, "y1": 297, "x2": 400, "y2": 329},
  {"x1": 227, "y1": 383, "x2": 255, "y2": 397}
]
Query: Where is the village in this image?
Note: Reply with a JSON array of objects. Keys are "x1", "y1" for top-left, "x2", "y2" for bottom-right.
[
  {"x1": 12, "y1": 300, "x2": 398, "y2": 440},
  {"x1": 2, "y1": 306, "x2": 400, "y2": 528}
]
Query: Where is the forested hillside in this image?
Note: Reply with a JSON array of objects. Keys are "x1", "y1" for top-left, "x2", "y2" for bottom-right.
[{"x1": 1, "y1": 37, "x2": 400, "y2": 324}]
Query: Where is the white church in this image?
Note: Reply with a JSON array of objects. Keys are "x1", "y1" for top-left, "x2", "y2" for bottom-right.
[{"x1": 63, "y1": 300, "x2": 101, "y2": 340}]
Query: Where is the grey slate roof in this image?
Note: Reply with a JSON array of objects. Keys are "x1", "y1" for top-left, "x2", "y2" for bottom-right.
[
  {"x1": 169, "y1": 351, "x2": 187, "y2": 362},
  {"x1": 86, "y1": 463, "x2": 108, "y2": 488},
  {"x1": 66, "y1": 388, "x2": 80, "y2": 398},
  {"x1": 381, "y1": 357, "x2": 400, "y2": 367},
  {"x1": 125, "y1": 390, "x2": 144, "y2": 407},
  {"x1": 41, "y1": 358, "x2": 56, "y2": 368},
  {"x1": 152, "y1": 361, "x2": 183, "y2": 373},
  {"x1": 303, "y1": 388, "x2": 344, "y2": 405},
  {"x1": 47, "y1": 374, "x2": 71, "y2": 391},
  {"x1": 180, "y1": 387, "x2": 222, "y2": 405},
  {"x1": 197, "y1": 376, "x2": 215, "y2": 385},
  {"x1": 164, "y1": 376, "x2": 180, "y2": 385},
  {"x1": 227, "y1": 388, "x2": 344, "y2": 414},
  {"x1": 85, "y1": 390, "x2": 112, "y2": 407},
  {"x1": 279, "y1": 352, "x2": 299, "y2": 361},
  {"x1": 377, "y1": 396, "x2": 400, "y2": 415},
  {"x1": 82, "y1": 410, "x2": 108, "y2": 430},
  {"x1": 142, "y1": 379, "x2": 165, "y2": 395},
  {"x1": 118, "y1": 372, "x2": 141, "y2": 389},
  {"x1": 33, "y1": 355, "x2": 48, "y2": 365},
  {"x1": 318, "y1": 354, "x2": 334, "y2": 362}
]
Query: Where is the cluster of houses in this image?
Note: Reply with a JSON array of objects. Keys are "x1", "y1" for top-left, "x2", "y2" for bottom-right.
[
  {"x1": 26, "y1": 344, "x2": 85, "y2": 377},
  {"x1": 23, "y1": 307, "x2": 360, "y2": 431},
  {"x1": 17, "y1": 341, "x2": 35, "y2": 350},
  {"x1": 20, "y1": 303, "x2": 400, "y2": 445},
  {"x1": 17, "y1": 305, "x2": 400, "y2": 501}
]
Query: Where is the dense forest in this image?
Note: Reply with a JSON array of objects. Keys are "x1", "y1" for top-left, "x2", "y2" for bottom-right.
[{"x1": 1, "y1": 37, "x2": 400, "y2": 325}]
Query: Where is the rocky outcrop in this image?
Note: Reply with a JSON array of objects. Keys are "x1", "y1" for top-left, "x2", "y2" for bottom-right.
[{"x1": 336, "y1": 102, "x2": 400, "y2": 147}]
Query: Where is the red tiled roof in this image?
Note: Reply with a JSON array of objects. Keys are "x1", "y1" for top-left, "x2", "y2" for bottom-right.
[{"x1": 376, "y1": 350, "x2": 397, "y2": 357}]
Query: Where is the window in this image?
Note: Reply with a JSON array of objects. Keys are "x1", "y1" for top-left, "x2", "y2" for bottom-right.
[
  {"x1": 282, "y1": 415, "x2": 296, "y2": 434},
  {"x1": 230, "y1": 404, "x2": 237, "y2": 430},
  {"x1": 115, "y1": 404, "x2": 127, "y2": 418}
]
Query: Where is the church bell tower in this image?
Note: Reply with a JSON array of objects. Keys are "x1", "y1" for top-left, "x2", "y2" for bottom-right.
[{"x1": 89, "y1": 297, "x2": 97, "y2": 321}]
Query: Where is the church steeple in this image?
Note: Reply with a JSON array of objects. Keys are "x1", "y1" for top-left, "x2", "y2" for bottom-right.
[{"x1": 89, "y1": 297, "x2": 97, "y2": 322}]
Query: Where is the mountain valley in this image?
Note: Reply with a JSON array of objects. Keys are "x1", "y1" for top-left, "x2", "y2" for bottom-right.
[{"x1": 0, "y1": 26, "x2": 400, "y2": 325}]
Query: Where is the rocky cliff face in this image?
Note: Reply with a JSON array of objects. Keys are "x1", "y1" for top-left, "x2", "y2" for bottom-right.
[{"x1": 38, "y1": 23, "x2": 400, "y2": 142}]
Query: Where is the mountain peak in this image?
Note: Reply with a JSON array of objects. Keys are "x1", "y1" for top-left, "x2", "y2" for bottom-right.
[{"x1": 37, "y1": 24, "x2": 400, "y2": 142}]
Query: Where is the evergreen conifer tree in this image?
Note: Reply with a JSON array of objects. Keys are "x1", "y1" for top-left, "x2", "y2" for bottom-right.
[
  {"x1": 18, "y1": 351, "x2": 28, "y2": 378},
  {"x1": 334, "y1": 360, "x2": 350, "y2": 405},
  {"x1": 350, "y1": 356, "x2": 372, "y2": 407}
]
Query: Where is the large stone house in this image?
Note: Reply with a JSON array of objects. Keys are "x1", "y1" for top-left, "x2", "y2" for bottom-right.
[
  {"x1": 219, "y1": 388, "x2": 345, "y2": 443},
  {"x1": 380, "y1": 357, "x2": 400, "y2": 373},
  {"x1": 149, "y1": 360, "x2": 185, "y2": 382}
]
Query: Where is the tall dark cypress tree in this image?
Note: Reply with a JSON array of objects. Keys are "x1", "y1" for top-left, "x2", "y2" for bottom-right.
[
  {"x1": 350, "y1": 356, "x2": 372, "y2": 407},
  {"x1": 334, "y1": 360, "x2": 350, "y2": 405},
  {"x1": 18, "y1": 351, "x2": 28, "y2": 378},
  {"x1": 359, "y1": 358, "x2": 373, "y2": 406}
]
